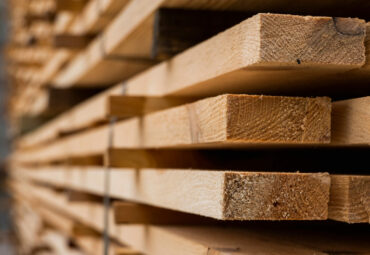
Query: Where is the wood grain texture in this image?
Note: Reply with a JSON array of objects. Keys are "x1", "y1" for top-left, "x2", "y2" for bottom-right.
[
  {"x1": 332, "y1": 96, "x2": 370, "y2": 145},
  {"x1": 125, "y1": 13, "x2": 365, "y2": 97},
  {"x1": 13, "y1": 94, "x2": 331, "y2": 163},
  {"x1": 15, "y1": 166, "x2": 330, "y2": 220},
  {"x1": 54, "y1": 12, "x2": 365, "y2": 88},
  {"x1": 17, "y1": 15, "x2": 366, "y2": 148},
  {"x1": 12, "y1": 181, "x2": 370, "y2": 255},
  {"x1": 329, "y1": 175, "x2": 370, "y2": 223},
  {"x1": 10, "y1": 182, "x2": 327, "y2": 255}
]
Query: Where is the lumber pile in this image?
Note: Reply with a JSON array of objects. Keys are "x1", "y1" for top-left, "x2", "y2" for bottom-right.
[{"x1": 4, "y1": 0, "x2": 370, "y2": 254}]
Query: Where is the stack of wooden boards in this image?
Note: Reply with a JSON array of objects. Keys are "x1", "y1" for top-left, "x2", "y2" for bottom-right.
[{"x1": 5, "y1": 0, "x2": 370, "y2": 254}]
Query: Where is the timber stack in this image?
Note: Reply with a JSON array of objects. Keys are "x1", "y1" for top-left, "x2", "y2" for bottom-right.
[{"x1": 4, "y1": 0, "x2": 370, "y2": 254}]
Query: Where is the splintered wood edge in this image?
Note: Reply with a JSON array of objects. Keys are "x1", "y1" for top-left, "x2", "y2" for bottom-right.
[{"x1": 222, "y1": 172, "x2": 330, "y2": 220}]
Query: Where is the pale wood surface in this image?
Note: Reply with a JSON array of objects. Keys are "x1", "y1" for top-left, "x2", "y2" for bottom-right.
[
  {"x1": 16, "y1": 16, "x2": 368, "y2": 149},
  {"x1": 329, "y1": 175, "x2": 370, "y2": 223},
  {"x1": 11, "y1": 181, "x2": 370, "y2": 255},
  {"x1": 53, "y1": 12, "x2": 365, "y2": 88},
  {"x1": 14, "y1": 166, "x2": 330, "y2": 220},
  {"x1": 332, "y1": 96, "x2": 370, "y2": 145},
  {"x1": 13, "y1": 94, "x2": 331, "y2": 163}
]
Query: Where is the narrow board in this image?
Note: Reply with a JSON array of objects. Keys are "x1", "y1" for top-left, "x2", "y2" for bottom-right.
[
  {"x1": 332, "y1": 96, "x2": 370, "y2": 145},
  {"x1": 17, "y1": 22, "x2": 370, "y2": 148},
  {"x1": 329, "y1": 175, "x2": 370, "y2": 223},
  {"x1": 17, "y1": 94, "x2": 370, "y2": 152},
  {"x1": 13, "y1": 94, "x2": 331, "y2": 163},
  {"x1": 11, "y1": 181, "x2": 370, "y2": 255},
  {"x1": 53, "y1": 12, "x2": 365, "y2": 87},
  {"x1": 14, "y1": 166, "x2": 330, "y2": 220}
]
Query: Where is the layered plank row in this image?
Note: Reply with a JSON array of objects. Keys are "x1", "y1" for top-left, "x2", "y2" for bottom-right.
[
  {"x1": 6, "y1": 1, "x2": 370, "y2": 254},
  {"x1": 10, "y1": 181, "x2": 370, "y2": 255}
]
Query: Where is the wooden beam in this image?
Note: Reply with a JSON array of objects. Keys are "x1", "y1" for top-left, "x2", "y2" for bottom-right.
[
  {"x1": 18, "y1": 92, "x2": 370, "y2": 153},
  {"x1": 53, "y1": 12, "x2": 366, "y2": 88},
  {"x1": 17, "y1": 22, "x2": 370, "y2": 149},
  {"x1": 113, "y1": 202, "x2": 216, "y2": 225},
  {"x1": 12, "y1": 181, "x2": 370, "y2": 254},
  {"x1": 329, "y1": 175, "x2": 370, "y2": 223},
  {"x1": 14, "y1": 166, "x2": 330, "y2": 220},
  {"x1": 332, "y1": 96, "x2": 370, "y2": 145},
  {"x1": 13, "y1": 94, "x2": 331, "y2": 164}
]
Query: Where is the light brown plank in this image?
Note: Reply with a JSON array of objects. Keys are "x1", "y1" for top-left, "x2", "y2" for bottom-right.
[
  {"x1": 53, "y1": 12, "x2": 365, "y2": 88},
  {"x1": 14, "y1": 166, "x2": 330, "y2": 220},
  {"x1": 13, "y1": 94, "x2": 331, "y2": 163},
  {"x1": 329, "y1": 175, "x2": 370, "y2": 223},
  {"x1": 12, "y1": 181, "x2": 370, "y2": 255},
  {"x1": 332, "y1": 96, "x2": 370, "y2": 145}
]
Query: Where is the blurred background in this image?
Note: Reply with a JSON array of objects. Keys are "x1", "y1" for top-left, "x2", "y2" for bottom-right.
[{"x1": 0, "y1": 1, "x2": 14, "y2": 254}]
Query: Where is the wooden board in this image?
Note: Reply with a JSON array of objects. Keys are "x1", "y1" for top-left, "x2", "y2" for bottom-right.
[
  {"x1": 11, "y1": 181, "x2": 370, "y2": 255},
  {"x1": 14, "y1": 166, "x2": 330, "y2": 220},
  {"x1": 53, "y1": 12, "x2": 366, "y2": 87},
  {"x1": 18, "y1": 93, "x2": 370, "y2": 153},
  {"x1": 332, "y1": 96, "x2": 370, "y2": 145},
  {"x1": 16, "y1": 22, "x2": 370, "y2": 149},
  {"x1": 329, "y1": 175, "x2": 370, "y2": 223},
  {"x1": 13, "y1": 94, "x2": 331, "y2": 163}
]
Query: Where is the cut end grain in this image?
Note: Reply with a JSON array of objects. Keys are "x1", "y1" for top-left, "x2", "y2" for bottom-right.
[
  {"x1": 225, "y1": 95, "x2": 331, "y2": 144},
  {"x1": 258, "y1": 14, "x2": 366, "y2": 67},
  {"x1": 222, "y1": 172, "x2": 330, "y2": 220}
]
